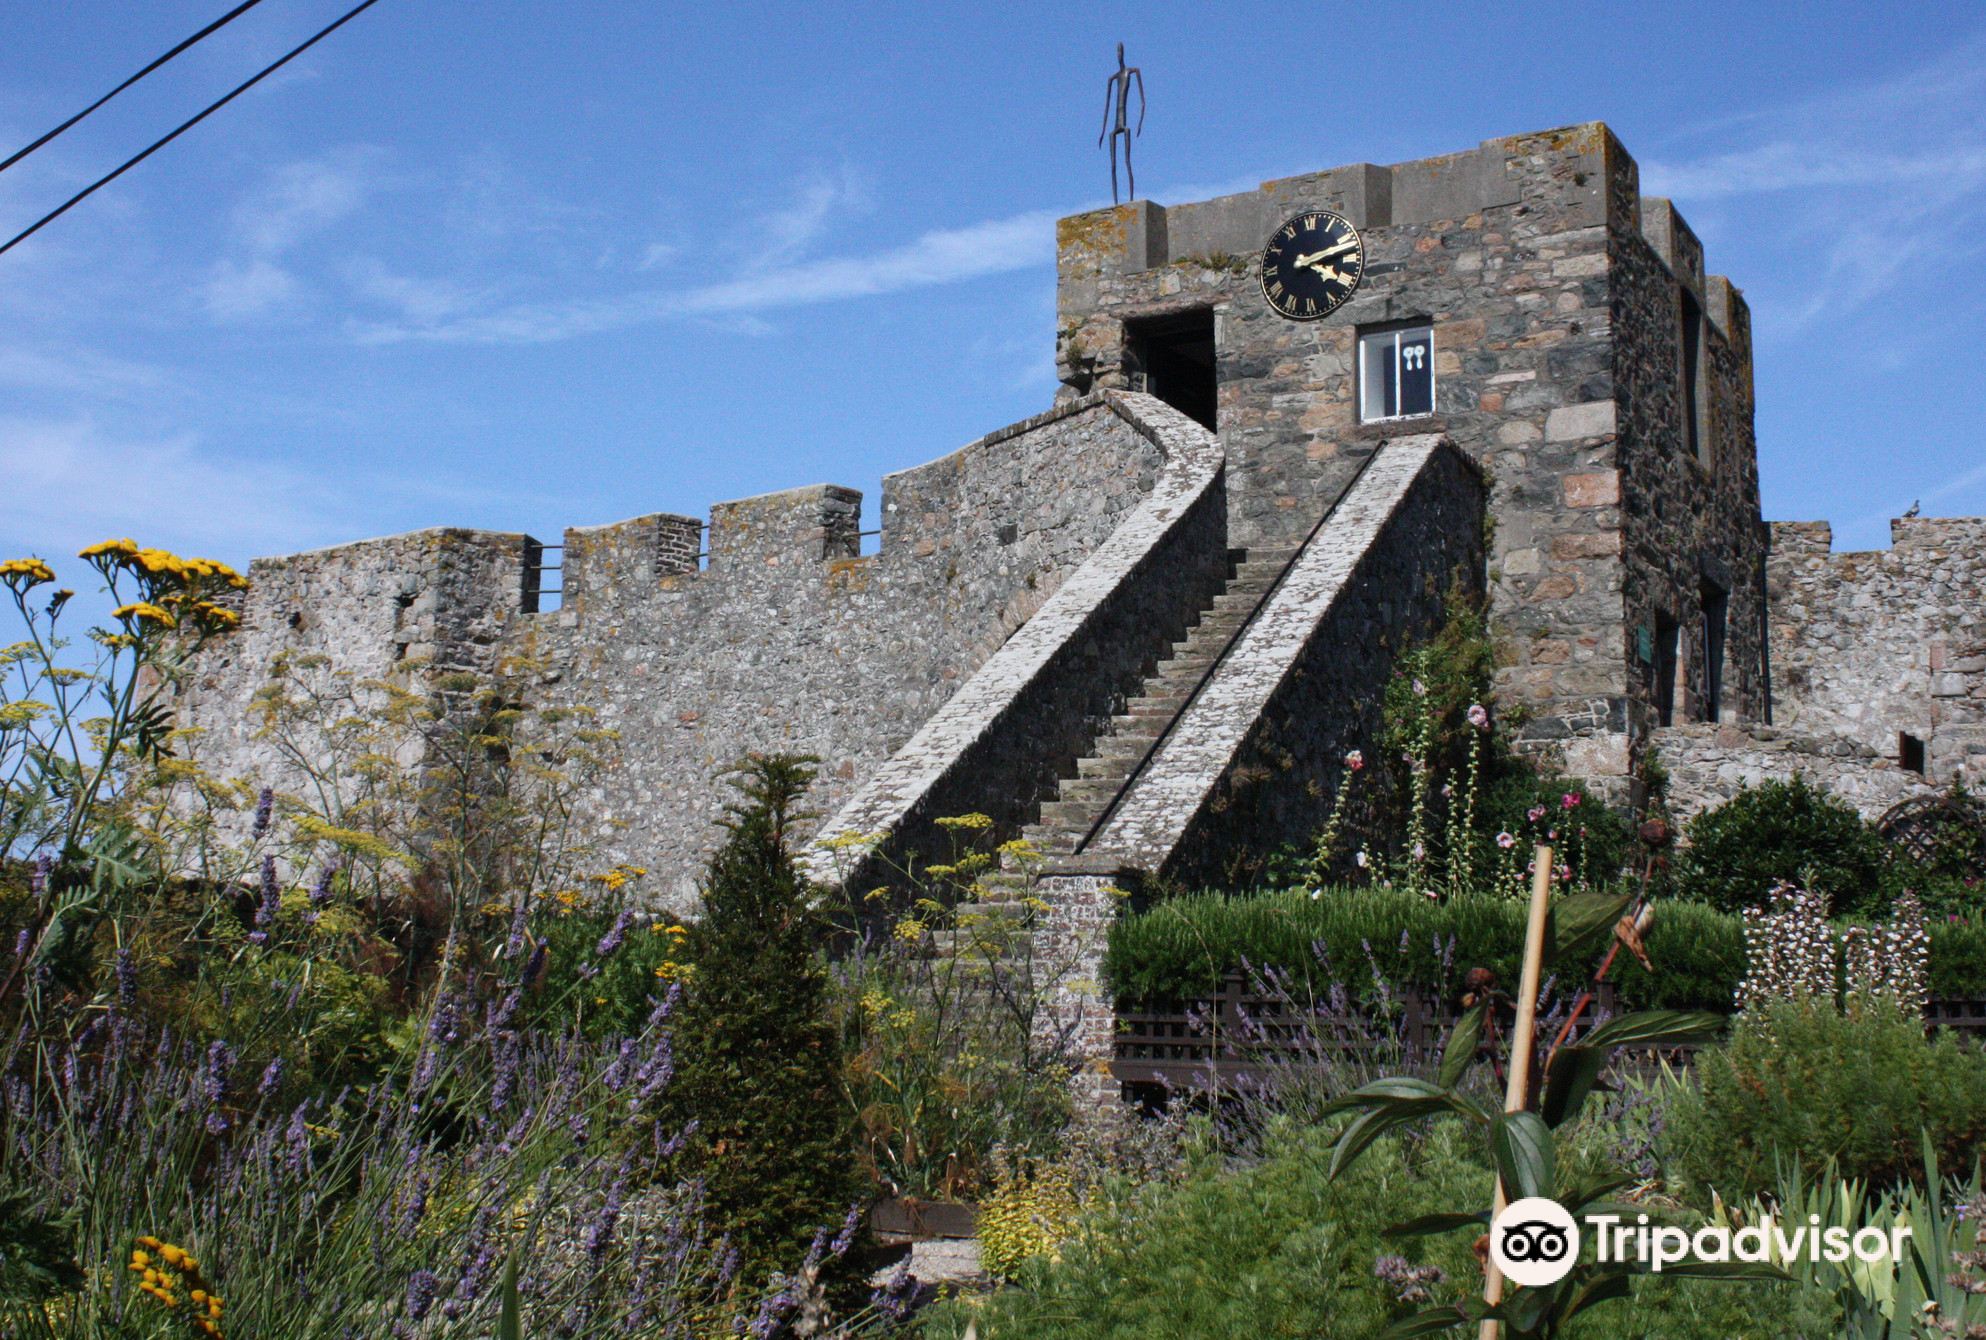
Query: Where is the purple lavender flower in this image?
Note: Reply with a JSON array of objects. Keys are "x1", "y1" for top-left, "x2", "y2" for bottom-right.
[
  {"x1": 252, "y1": 786, "x2": 274, "y2": 838},
  {"x1": 203, "y1": 1040, "x2": 234, "y2": 1135},
  {"x1": 603, "y1": 1039, "x2": 636, "y2": 1092},
  {"x1": 404, "y1": 1269, "x2": 439, "y2": 1322},
  {"x1": 829, "y1": 1202, "x2": 862, "y2": 1256},
  {"x1": 594, "y1": 908, "x2": 632, "y2": 959},
  {"x1": 30, "y1": 853, "x2": 51, "y2": 903},
  {"x1": 490, "y1": 1038, "x2": 519, "y2": 1112},
  {"x1": 114, "y1": 946, "x2": 137, "y2": 1006},
  {"x1": 585, "y1": 1171, "x2": 626, "y2": 1264},
  {"x1": 631, "y1": 1035, "x2": 673, "y2": 1110},
  {"x1": 521, "y1": 938, "x2": 547, "y2": 989},
  {"x1": 11, "y1": 930, "x2": 26, "y2": 959},
  {"x1": 870, "y1": 1258, "x2": 916, "y2": 1321},
  {"x1": 310, "y1": 861, "x2": 338, "y2": 909},
  {"x1": 505, "y1": 900, "x2": 528, "y2": 959},
  {"x1": 258, "y1": 1057, "x2": 284, "y2": 1098}
]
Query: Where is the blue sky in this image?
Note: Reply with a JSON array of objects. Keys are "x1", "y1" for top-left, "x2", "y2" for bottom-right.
[{"x1": 2, "y1": 0, "x2": 1983, "y2": 592}]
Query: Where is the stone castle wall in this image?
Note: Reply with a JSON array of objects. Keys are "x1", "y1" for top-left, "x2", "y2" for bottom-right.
[
  {"x1": 181, "y1": 397, "x2": 1173, "y2": 904},
  {"x1": 1610, "y1": 169, "x2": 1770, "y2": 759},
  {"x1": 1765, "y1": 517, "x2": 1986, "y2": 783}
]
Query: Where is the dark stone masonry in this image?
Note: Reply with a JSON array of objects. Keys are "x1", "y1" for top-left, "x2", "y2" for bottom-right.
[{"x1": 176, "y1": 121, "x2": 1980, "y2": 911}]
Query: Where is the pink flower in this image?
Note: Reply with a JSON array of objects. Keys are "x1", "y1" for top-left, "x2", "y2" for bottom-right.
[
  {"x1": 1527, "y1": 805, "x2": 1547, "y2": 823},
  {"x1": 1561, "y1": 791, "x2": 1583, "y2": 810},
  {"x1": 1412, "y1": 678, "x2": 1428, "y2": 697},
  {"x1": 1467, "y1": 703, "x2": 1489, "y2": 730},
  {"x1": 1345, "y1": 750, "x2": 1364, "y2": 771},
  {"x1": 1496, "y1": 831, "x2": 1516, "y2": 849}
]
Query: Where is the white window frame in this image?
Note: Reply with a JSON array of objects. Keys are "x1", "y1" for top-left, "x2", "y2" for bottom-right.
[{"x1": 1358, "y1": 324, "x2": 1436, "y2": 423}]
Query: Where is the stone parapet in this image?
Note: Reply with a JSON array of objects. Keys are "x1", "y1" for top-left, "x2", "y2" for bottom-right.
[{"x1": 1652, "y1": 722, "x2": 1939, "y2": 823}]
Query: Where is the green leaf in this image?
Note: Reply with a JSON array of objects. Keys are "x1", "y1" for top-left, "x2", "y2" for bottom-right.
[
  {"x1": 1579, "y1": 1009, "x2": 1724, "y2": 1050},
  {"x1": 1329, "y1": 1104, "x2": 1437, "y2": 1180},
  {"x1": 1540, "y1": 1044, "x2": 1609, "y2": 1129},
  {"x1": 1491, "y1": 1110, "x2": 1555, "y2": 1201},
  {"x1": 1560, "y1": 1267, "x2": 1635, "y2": 1321},
  {"x1": 1384, "y1": 1211, "x2": 1489, "y2": 1239},
  {"x1": 1550, "y1": 891, "x2": 1633, "y2": 968},
  {"x1": 1322, "y1": 1077, "x2": 1453, "y2": 1114},
  {"x1": 1639, "y1": 1260, "x2": 1795, "y2": 1282},
  {"x1": 498, "y1": 1252, "x2": 522, "y2": 1340},
  {"x1": 1379, "y1": 1306, "x2": 1474, "y2": 1338},
  {"x1": 1437, "y1": 1000, "x2": 1486, "y2": 1090}
]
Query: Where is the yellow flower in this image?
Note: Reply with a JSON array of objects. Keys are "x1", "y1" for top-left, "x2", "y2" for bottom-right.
[
  {"x1": 934, "y1": 812, "x2": 994, "y2": 830},
  {"x1": 892, "y1": 917, "x2": 925, "y2": 943},
  {"x1": 111, "y1": 601, "x2": 177, "y2": 629},
  {"x1": 0, "y1": 557, "x2": 55, "y2": 586},
  {"x1": 79, "y1": 537, "x2": 139, "y2": 560},
  {"x1": 478, "y1": 900, "x2": 510, "y2": 918}
]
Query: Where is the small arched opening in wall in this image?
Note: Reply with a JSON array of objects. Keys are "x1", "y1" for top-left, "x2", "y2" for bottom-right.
[{"x1": 1123, "y1": 308, "x2": 1217, "y2": 431}]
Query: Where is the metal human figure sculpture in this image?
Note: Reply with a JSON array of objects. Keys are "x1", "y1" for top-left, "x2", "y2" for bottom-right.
[{"x1": 1097, "y1": 43, "x2": 1145, "y2": 205}]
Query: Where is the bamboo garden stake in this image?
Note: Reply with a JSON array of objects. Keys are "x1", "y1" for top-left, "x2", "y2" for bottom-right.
[{"x1": 1479, "y1": 844, "x2": 1555, "y2": 1340}]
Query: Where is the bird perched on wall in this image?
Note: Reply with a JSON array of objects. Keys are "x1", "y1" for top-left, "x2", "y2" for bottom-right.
[{"x1": 1904, "y1": 500, "x2": 1921, "y2": 517}]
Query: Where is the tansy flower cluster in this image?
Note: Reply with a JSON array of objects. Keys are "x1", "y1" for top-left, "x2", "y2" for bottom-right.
[
  {"x1": 128, "y1": 1236, "x2": 225, "y2": 1337},
  {"x1": 74, "y1": 538, "x2": 248, "y2": 640}
]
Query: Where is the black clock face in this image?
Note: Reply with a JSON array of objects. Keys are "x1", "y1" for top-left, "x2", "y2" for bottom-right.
[{"x1": 1259, "y1": 210, "x2": 1363, "y2": 320}]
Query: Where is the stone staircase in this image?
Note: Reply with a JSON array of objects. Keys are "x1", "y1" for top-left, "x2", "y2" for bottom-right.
[
  {"x1": 915, "y1": 544, "x2": 1301, "y2": 975},
  {"x1": 1011, "y1": 542, "x2": 1301, "y2": 867}
]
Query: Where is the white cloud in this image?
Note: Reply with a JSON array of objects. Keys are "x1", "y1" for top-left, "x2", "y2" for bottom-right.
[
  {"x1": 350, "y1": 206, "x2": 1060, "y2": 346},
  {"x1": 1640, "y1": 40, "x2": 1986, "y2": 332},
  {"x1": 0, "y1": 343, "x2": 167, "y2": 398},
  {"x1": 343, "y1": 257, "x2": 490, "y2": 324},
  {"x1": 0, "y1": 416, "x2": 358, "y2": 560},
  {"x1": 758, "y1": 162, "x2": 872, "y2": 264},
  {"x1": 635, "y1": 241, "x2": 679, "y2": 271},
  {"x1": 203, "y1": 257, "x2": 305, "y2": 321},
  {"x1": 231, "y1": 150, "x2": 380, "y2": 255}
]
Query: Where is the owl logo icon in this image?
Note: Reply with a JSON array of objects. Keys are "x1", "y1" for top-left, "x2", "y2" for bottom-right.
[{"x1": 1491, "y1": 1197, "x2": 1580, "y2": 1287}]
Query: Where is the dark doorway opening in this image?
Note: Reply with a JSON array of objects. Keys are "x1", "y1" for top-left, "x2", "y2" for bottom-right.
[
  {"x1": 1653, "y1": 612, "x2": 1680, "y2": 727},
  {"x1": 1125, "y1": 310, "x2": 1217, "y2": 431},
  {"x1": 1699, "y1": 580, "x2": 1728, "y2": 722},
  {"x1": 1900, "y1": 732, "x2": 1927, "y2": 775}
]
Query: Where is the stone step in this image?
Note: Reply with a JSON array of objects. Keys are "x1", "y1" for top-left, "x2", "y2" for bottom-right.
[
  {"x1": 1077, "y1": 755, "x2": 1134, "y2": 780},
  {"x1": 1037, "y1": 798, "x2": 1106, "y2": 829},
  {"x1": 1096, "y1": 734, "x2": 1159, "y2": 762},
  {"x1": 1053, "y1": 778, "x2": 1119, "y2": 804}
]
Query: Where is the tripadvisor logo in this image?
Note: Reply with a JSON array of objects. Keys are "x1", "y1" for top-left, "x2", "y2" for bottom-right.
[{"x1": 1490, "y1": 1196, "x2": 1912, "y2": 1287}]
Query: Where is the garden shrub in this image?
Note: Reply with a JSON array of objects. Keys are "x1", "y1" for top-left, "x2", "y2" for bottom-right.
[
  {"x1": 1929, "y1": 916, "x2": 1986, "y2": 999},
  {"x1": 667, "y1": 755, "x2": 863, "y2": 1280},
  {"x1": 1101, "y1": 887, "x2": 1527, "y2": 1006},
  {"x1": 975, "y1": 1153, "x2": 1080, "y2": 1281},
  {"x1": 924, "y1": 1119, "x2": 1833, "y2": 1339},
  {"x1": 1676, "y1": 777, "x2": 1890, "y2": 917},
  {"x1": 1104, "y1": 885, "x2": 1984, "y2": 1013},
  {"x1": 924, "y1": 1121, "x2": 1492, "y2": 1340},
  {"x1": 1663, "y1": 996, "x2": 1986, "y2": 1198}
]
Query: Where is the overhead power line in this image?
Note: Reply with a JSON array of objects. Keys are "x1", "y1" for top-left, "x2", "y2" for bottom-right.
[
  {"x1": 0, "y1": 0, "x2": 386, "y2": 261},
  {"x1": 0, "y1": 0, "x2": 269, "y2": 177}
]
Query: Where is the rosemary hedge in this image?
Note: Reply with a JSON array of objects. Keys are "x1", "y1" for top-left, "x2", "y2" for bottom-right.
[{"x1": 1103, "y1": 886, "x2": 1986, "y2": 1013}]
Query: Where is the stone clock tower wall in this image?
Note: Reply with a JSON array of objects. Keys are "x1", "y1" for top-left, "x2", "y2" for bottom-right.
[{"x1": 1052, "y1": 123, "x2": 1768, "y2": 782}]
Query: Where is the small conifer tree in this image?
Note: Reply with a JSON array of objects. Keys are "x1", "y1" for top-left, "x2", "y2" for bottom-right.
[{"x1": 670, "y1": 753, "x2": 861, "y2": 1278}]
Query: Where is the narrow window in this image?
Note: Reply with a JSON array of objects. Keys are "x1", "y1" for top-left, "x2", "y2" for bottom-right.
[
  {"x1": 1700, "y1": 581, "x2": 1728, "y2": 722},
  {"x1": 1358, "y1": 324, "x2": 1434, "y2": 422},
  {"x1": 1653, "y1": 612, "x2": 1680, "y2": 728},
  {"x1": 1900, "y1": 732, "x2": 1927, "y2": 775},
  {"x1": 1680, "y1": 288, "x2": 1707, "y2": 465}
]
